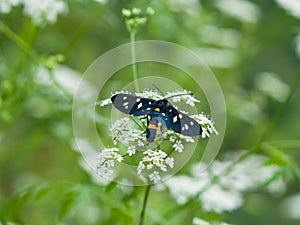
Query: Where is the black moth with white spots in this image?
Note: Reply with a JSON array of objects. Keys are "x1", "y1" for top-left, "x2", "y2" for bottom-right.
[{"x1": 111, "y1": 93, "x2": 202, "y2": 142}]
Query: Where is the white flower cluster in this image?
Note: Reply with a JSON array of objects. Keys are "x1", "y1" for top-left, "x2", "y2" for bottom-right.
[
  {"x1": 136, "y1": 89, "x2": 163, "y2": 100},
  {"x1": 137, "y1": 149, "x2": 174, "y2": 183},
  {"x1": 0, "y1": 0, "x2": 21, "y2": 14},
  {"x1": 166, "y1": 89, "x2": 200, "y2": 107},
  {"x1": 281, "y1": 193, "x2": 300, "y2": 220},
  {"x1": 275, "y1": 0, "x2": 300, "y2": 18},
  {"x1": 192, "y1": 114, "x2": 219, "y2": 138},
  {"x1": 193, "y1": 217, "x2": 232, "y2": 225},
  {"x1": 109, "y1": 117, "x2": 145, "y2": 146},
  {"x1": 97, "y1": 89, "x2": 217, "y2": 182},
  {"x1": 96, "y1": 148, "x2": 123, "y2": 180},
  {"x1": 0, "y1": 0, "x2": 68, "y2": 26},
  {"x1": 165, "y1": 153, "x2": 285, "y2": 213}
]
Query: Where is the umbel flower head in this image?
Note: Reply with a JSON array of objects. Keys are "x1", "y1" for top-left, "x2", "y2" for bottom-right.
[
  {"x1": 122, "y1": 7, "x2": 155, "y2": 35},
  {"x1": 97, "y1": 89, "x2": 218, "y2": 183},
  {"x1": 165, "y1": 152, "x2": 285, "y2": 213},
  {"x1": 0, "y1": 0, "x2": 68, "y2": 26}
]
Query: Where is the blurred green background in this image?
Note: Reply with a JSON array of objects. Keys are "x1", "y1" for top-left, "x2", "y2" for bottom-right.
[{"x1": 1, "y1": 0, "x2": 300, "y2": 224}]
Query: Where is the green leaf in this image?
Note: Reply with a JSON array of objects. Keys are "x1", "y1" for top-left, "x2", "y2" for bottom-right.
[{"x1": 58, "y1": 191, "x2": 76, "y2": 220}]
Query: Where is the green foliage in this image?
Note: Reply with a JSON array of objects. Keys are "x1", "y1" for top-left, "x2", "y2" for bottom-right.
[{"x1": 1, "y1": 0, "x2": 300, "y2": 225}]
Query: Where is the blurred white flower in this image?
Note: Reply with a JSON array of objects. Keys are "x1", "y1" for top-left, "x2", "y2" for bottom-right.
[
  {"x1": 166, "y1": 175, "x2": 208, "y2": 204},
  {"x1": 23, "y1": 0, "x2": 68, "y2": 26},
  {"x1": 0, "y1": 0, "x2": 21, "y2": 14},
  {"x1": 194, "y1": 48, "x2": 236, "y2": 68},
  {"x1": 235, "y1": 100, "x2": 261, "y2": 124},
  {"x1": 193, "y1": 217, "x2": 233, "y2": 225},
  {"x1": 0, "y1": 0, "x2": 68, "y2": 26},
  {"x1": 36, "y1": 65, "x2": 96, "y2": 100},
  {"x1": 200, "y1": 184, "x2": 243, "y2": 213},
  {"x1": 167, "y1": 0, "x2": 201, "y2": 15},
  {"x1": 215, "y1": 0, "x2": 261, "y2": 23},
  {"x1": 93, "y1": 0, "x2": 107, "y2": 4},
  {"x1": 266, "y1": 177, "x2": 286, "y2": 195},
  {"x1": 165, "y1": 152, "x2": 284, "y2": 213},
  {"x1": 275, "y1": 0, "x2": 300, "y2": 18},
  {"x1": 193, "y1": 218, "x2": 210, "y2": 225},
  {"x1": 219, "y1": 154, "x2": 282, "y2": 192},
  {"x1": 296, "y1": 33, "x2": 300, "y2": 60},
  {"x1": 281, "y1": 193, "x2": 300, "y2": 220},
  {"x1": 227, "y1": 91, "x2": 264, "y2": 124},
  {"x1": 255, "y1": 72, "x2": 290, "y2": 102},
  {"x1": 200, "y1": 25, "x2": 240, "y2": 49}
]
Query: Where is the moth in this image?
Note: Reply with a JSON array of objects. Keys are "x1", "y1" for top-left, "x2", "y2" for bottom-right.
[{"x1": 111, "y1": 92, "x2": 202, "y2": 142}]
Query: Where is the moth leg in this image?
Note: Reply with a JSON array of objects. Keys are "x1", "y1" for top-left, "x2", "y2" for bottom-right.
[
  {"x1": 160, "y1": 125, "x2": 163, "y2": 133},
  {"x1": 146, "y1": 115, "x2": 151, "y2": 125},
  {"x1": 142, "y1": 115, "x2": 151, "y2": 134},
  {"x1": 139, "y1": 115, "x2": 148, "y2": 120}
]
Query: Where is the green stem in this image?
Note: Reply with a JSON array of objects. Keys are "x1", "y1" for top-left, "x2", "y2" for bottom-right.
[
  {"x1": 258, "y1": 69, "x2": 300, "y2": 143},
  {"x1": 0, "y1": 20, "x2": 46, "y2": 68},
  {"x1": 139, "y1": 185, "x2": 151, "y2": 225},
  {"x1": 47, "y1": 68, "x2": 73, "y2": 101},
  {"x1": 130, "y1": 115, "x2": 147, "y2": 130},
  {"x1": 130, "y1": 32, "x2": 139, "y2": 92},
  {"x1": 0, "y1": 20, "x2": 73, "y2": 101},
  {"x1": 63, "y1": 9, "x2": 102, "y2": 57}
]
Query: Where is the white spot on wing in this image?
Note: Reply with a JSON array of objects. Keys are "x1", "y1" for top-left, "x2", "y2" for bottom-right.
[
  {"x1": 179, "y1": 114, "x2": 183, "y2": 119},
  {"x1": 123, "y1": 96, "x2": 127, "y2": 100},
  {"x1": 123, "y1": 102, "x2": 129, "y2": 106},
  {"x1": 136, "y1": 98, "x2": 141, "y2": 102},
  {"x1": 137, "y1": 102, "x2": 143, "y2": 109},
  {"x1": 184, "y1": 124, "x2": 189, "y2": 130},
  {"x1": 162, "y1": 113, "x2": 166, "y2": 116},
  {"x1": 190, "y1": 121, "x2": 194, "y2": 126},
  {"x1": 173, "y1": 116, "x2": 178, "y2": 123}
]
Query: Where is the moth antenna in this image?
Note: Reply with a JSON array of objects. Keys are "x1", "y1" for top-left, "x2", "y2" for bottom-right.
[{"x1": 152, "y1": 84, "x2": 165, "y2": 96}]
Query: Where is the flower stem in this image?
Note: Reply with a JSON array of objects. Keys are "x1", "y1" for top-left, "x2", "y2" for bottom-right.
[
  {"x1": 138, "y1": 185, "x2": 151, "y2": 225},
  {"x1": 130, "y1": 32, "x2": 139, "y2": 92},
  {"x1": 0, "y1": 20, "x2": 45, "y2": 67},
  {"x1": 258, "y1": 69, "x2": 300, "y2": 143}
]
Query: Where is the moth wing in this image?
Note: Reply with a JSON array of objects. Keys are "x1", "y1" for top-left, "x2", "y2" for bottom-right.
[
  {"x1": 166, "y1": 106, "x2": 202, "y2": 136},
  {"x1": 111, "y1": 94, "x2": 156, "y2": 116}
]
